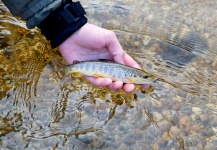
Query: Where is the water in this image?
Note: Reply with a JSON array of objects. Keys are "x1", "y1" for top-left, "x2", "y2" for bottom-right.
[{"x1": 1, "y1": 0, "x2": 217, "y2": 149}]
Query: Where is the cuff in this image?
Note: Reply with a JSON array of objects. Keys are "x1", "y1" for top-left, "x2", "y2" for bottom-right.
[{"x1": 37, "y1": 1, "x2": 88, "y2": 48}]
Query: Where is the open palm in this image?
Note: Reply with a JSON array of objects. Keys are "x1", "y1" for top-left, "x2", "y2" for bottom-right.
[{"x1": 59, "y1": 23, "x2": 144, "y2": 92}]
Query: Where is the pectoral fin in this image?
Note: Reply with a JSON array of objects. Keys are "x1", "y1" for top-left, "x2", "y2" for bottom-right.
[{"x1": 72, "y1": 72, "x2": 83, "y2": 77}]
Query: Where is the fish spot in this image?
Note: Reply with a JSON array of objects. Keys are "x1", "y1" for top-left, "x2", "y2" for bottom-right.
[
  {"x1": 104, "y1": 66, "x2": 108, "y2": 73},
  {"x1": 92, "y1": 64, "x2": 96, "y2": 71},
  {"x1": 79, "y1": 64, "x2": 84, "y2": 69},
  {"x1": 85, "y1": 63, "x2": 90, "y2": 70},
  {"x1": 99, "y1": 65, "x2": 103, "y2": 71},
  {"x1": 143, "y1": 76, "x2": 148, "y2": 79},
  {"x1": 109, "y1": 67, "x2": 113, "y2": 74},
  {"x1": 118, "y1": 72, "x2": 122, "y2": 78}
]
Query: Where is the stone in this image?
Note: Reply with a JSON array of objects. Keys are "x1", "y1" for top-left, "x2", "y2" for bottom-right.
[
  {"x1": 184, "y1": 18, "x2": 193, "y2": 26},
  {"x1": 162, "y1": 132, "x2": 170, "y2": 141},
  {"x1": 143, "y1": 36, "x2": 152, "y2": 46},
  {"x1": 0, "y1": 64, "x2": 4, "y2": 68},
  {"x1": 204, "y1": 143, "x2": 215, "y2": 150},
  {"x1": 190, "y1": 114, "x2": 196, "y2": 122},
  {"x1": 212, "y1": 127, "x2": 217, "y2": 134},
  {"x1": 179, "y1": 116, "x2": 190, "y2": 129},
  {"x1": 157, "y1": 120, "x2": 171, "y2": 132},
  {"x1": 169, "y1": 126, "x2": 180, "y2": 138},
  {"x1": 123, "y1": 134, "x2": 136, "y2": 146},
  {"x1": 91, "y1": 137, "x2": 104, "y2": 148},
  {"x1": 192, "y1": 107, "x2": 202, "y2": 115},
  {"x1": 153, "y1": 112, "x2": 163, "y2": 122},
  {"x1": 118, "y1": 143, "x2": 129, "y2": 150},
  {"x1": 206, "y1": 104, "x2": 217, "y2": 111},
  {"x1": 152, "y1": 143, "x2": 159, "y2": 150},
  {"x1": 191, "y1": 124, "x2": 201, "y2": 131},
  {"x1": 134, "y1": 41, "x2": 140, "y2": 46},
  {"x1": 206, "y1": 128, "x2": 215, "y2": 137}
]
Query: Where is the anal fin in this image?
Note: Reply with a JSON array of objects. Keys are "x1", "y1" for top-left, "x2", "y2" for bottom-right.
[
  {"x1": 93, "y1": 74, "x2": 104, "y2": 78},
  {"x1": 126, "y1": 77, "x2": 133, "y2": 83}
]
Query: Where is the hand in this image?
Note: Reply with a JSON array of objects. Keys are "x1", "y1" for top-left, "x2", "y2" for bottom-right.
[{"x1": 58, "y1": 23, "x2": 146, "y2": 92}]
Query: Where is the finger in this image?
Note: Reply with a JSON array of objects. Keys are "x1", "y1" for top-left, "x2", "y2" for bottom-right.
[
  {"x1": 124, "y1": 53, "x2": 142, "y2": 69},
  {"x1": 123, "y1": 84, "x2": 135, "y2": 93},
  {"x1": 108, "y1": 81, "x2": 123, "y2": 92},
  {"x1": 85, "y1": 76, "x2": 112, "y2": 87},
  {"x1": 105, "y1": 31, "x2": 125, "y2": 64}
]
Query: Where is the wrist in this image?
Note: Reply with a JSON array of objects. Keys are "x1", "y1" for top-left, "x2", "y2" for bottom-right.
[{"x1": 37, "y1": 1, "x2": 87, "y2": 48}]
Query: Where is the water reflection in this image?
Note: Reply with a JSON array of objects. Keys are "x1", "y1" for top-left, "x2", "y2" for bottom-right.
[{"x1": 1, "y1": 0, "x2": 217, "y2": 149}]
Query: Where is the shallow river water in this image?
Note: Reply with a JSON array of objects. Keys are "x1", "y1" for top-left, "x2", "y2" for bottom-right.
[{"x1": 1, "y1": 0, "x2": 217, "y2": 149}]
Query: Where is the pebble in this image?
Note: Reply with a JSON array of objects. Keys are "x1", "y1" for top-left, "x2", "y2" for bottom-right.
[
  {"x1": 171, "y1": 103, "x2": 182, "y2": 111},
  {"x1": 80, "y1": 115, "x2": 89, "y2": 121},
  {"x1": 195, "y1": 115, "x2": 201, "y2": 121},
  {"x1": 0, "y1": 64, "x2": 4, "y2": 68},
  {"x1": 172, "y1": 96, "x2": 183, "y2": 102},
  {"x1": 147, "y1": 14, "x2": 153, "y2": 20},
  {"x1": 211, "y1": 60, "x2": 217, "y2": 67},
  {"x1": 157, "y1": 120, "x2": 171, "y2": 132},
  {"x1": 212, "y1": 116, "x2": 217, "y2": 126},
  {"x1": 5, "y1": 80, "x2": 11, "y2": 84},
  {"x1": 170, "y1": 116, "x2": 179, "y2": 125},
  {"x1": 162, "y1": 132, "x2": 170, "y2": 141},
  {"x1": 123, "y1": 133, "x2": 136, "y2": 145},
  {"x1": 191, "y1": 124, "x2": 201, "y2": 131},
  {"x1": 118, "y1": 143, "x2": 129, "y2": 150},
  {"x1": 196, "y1": 143, "x2": 204, "y2": 150},
  {"x1": 119, "y1": 125, "x2": 124, "y2": 131},
  {"x1": 78, "y1": 135, "x2": 92, "y2": 144},
  {"x1": 192, "y1": 107, "x2": 202, "y2": 115},
  {"x1": 153, "y1": 112, "x2": 163, "y2": 122},
  {"x1": 134, "y1": 41, "x2": 140, "y2": 46},
  {"x1": 200, "y1": 125, "x2": 205, "y2": 129},
  {"x1": 169, "y1": 126, "x2": 180, "y2": 138},
  {"x1": 204, "y1": 142, "x2": 215, "y2": 150},
  {"x1": 212, "y1": 127, "x2": 217, "y2": 134},
  {"x1": 206, "y1": 104, "x2": 217, "y2": 111},
  {"x1": 179, "y1": 116, "x2": 190, "y2": 128},
  {"x1": 134, "y1": 133, "x2": 143, "y2": 140},
  {"x1": 200, "y1": 114, "x2": 209, "y2": 122},
  {"x1": 91, "y1": 137, "x2": 104, "y2": 148},
  {"x1": 158, "y1": 140, "x2": 168, "y2": 148},
  {"x1": 124, "y1": 35, "x2": 131, "y2": 41},
  {"x1": 184, "y1": 18, "x2": 193, "y2": 26},
  {"x1": 162, "y1": 110, "x2": 173, "y2": 120},
  {"x1": 143, "y1": 36, "x2": 152, "y2": 46},
  {"x1": 152, "y1": 143, "x2": 159, "y2": 150},
  {"x1": 206, "y1": 128, "x2": 215, "y2": 137},
  {"x1": 210, "y1": 134, "x2": 217, "y2": 141}
]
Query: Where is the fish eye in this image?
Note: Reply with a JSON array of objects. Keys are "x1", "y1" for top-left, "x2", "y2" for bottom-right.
[{"x1": 143, "y1": 76, "x2": 148, "y2": 79}]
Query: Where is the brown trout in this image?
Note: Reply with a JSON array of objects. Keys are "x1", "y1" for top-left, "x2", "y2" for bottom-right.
[{"x1": 65, "y1": 60, "x2": 153, "y2": 84}]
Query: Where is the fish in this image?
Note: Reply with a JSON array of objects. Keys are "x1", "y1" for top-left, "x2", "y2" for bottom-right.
[{"x1": 65, "y1": 60, "x2": 153, "y2": 84}]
